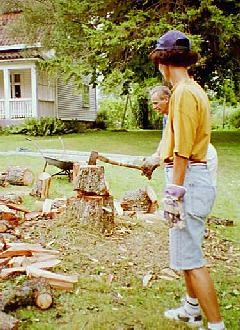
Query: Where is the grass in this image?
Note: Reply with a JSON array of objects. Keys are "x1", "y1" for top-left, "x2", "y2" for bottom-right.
[{"x1": 0, "y1": 129, "x2": 239, "y2": 330}]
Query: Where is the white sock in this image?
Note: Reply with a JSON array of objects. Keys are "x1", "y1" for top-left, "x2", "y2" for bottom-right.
[
  {"x1": 184, "y1": 295, "x2": 200, "y2": 316},
  {"x1": 208, "y1": 321, "x2": 225, "y2": 330},
  {"x1": 186, "y1": 294, "x2": 199, "y2": 305}
]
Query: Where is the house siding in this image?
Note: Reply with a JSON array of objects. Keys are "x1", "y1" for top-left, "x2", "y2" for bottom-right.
[
  {"x1": 57, "y1": 79, "x2": 97, "y2": 121},
  {"x1": 37, "y1": 70, "x2": 56, "y2": 117}
]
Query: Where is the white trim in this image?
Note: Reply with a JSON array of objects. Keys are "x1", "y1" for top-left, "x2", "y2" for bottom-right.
[
  {"x1": 31, "y1": 65, "x2": 38, "y2": 117},
  {"x1": 0, "y1": 43, "x2": 41, "y2": 51},
  {"x1": 3, "y1": 68, "x2": 10, "y2": 118},
  {"x1": 0, "y1": 63, "x2": 37, "y2": 70}
]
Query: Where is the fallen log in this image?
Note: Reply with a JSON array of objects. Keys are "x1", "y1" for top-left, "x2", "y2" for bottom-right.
[
  {"x1": 0, "y1": 193, "x2": 23, "y2": 204},
  {"x1": 0, "y1": 311, "x2": 19, "y2": 330},
  {"x1": 0, "y1": 278, "x2": 53, "y2": 311},
  {"x1": 8, "y1": 254, "x2": 59, "y2": 268},
  {"x1": 6, "y1": 166, "x2": 34, "y2": 186},
  {"x1": 30, "y1": 172, "x2": 51, "y2": 199},
  {"x1": 0, "y1": 267, "x2": 25, "y2": 279}
]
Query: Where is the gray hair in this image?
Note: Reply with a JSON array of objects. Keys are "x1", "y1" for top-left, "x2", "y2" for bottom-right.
[{"x1": 149, "y1": 85, "x2": 171, "y2": 98}]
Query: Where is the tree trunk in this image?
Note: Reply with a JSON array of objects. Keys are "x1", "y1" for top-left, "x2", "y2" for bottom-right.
[
  {"x1": 66, "y1": 194, "x2": 114, "y2": 235},
  {"x1": 0, "y1": 311, "x2": 19, "y2": 330},
  {"x1": 30, "y1": 172, "x2": 51, "y2": 199},
  {"x1": 6, "y1": 167, "x2": 34, "y2": 186},
  {"x1": 0, "y1": 278, "x2": 53, "y2": 311},
  {"x1": 73, "y1": 165, "x2": 109, "y2": 196}
]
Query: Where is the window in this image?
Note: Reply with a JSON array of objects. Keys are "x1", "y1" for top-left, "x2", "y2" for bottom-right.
[
  {"x1": 10, "y1": 73, "x2": 21, "y2": 98},
  {"x1": 82, "y1": 84, "x2": 89, "y2": 108}
]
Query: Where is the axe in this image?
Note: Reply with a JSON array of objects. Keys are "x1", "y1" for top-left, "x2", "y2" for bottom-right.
[{"x1": 88, "y1": 151, "x2": 143, "y2": 171}]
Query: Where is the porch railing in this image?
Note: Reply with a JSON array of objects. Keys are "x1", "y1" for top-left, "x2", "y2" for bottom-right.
[{"x1": 0, "y1": 99, "x2": 33, "y2": 119}]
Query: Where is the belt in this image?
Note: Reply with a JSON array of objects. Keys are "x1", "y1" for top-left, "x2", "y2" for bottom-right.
[{"x1": 164, "y1": 161, "x2": 207, "y2": 168}]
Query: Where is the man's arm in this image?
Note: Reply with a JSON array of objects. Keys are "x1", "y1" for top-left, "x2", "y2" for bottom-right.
[{"x1": 172, "y1": 153, "x2": 188, "y2": 185}]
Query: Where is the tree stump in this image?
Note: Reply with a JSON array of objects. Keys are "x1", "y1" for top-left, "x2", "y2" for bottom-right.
[
  {"x1": 66, "y1": 195, "x2": 114, "y2": 235},
  {"x1": 73, "y1": 165, "x2": 109, "y2": 196},
  {"x1": 6, "y1": 167, "x2": 34, "y2": 186},
  {"x1": 30, "y1": 172, "x2": 51, "y2": 199},
  {"x1": 0, "y1": 311, "x2": 19, "y2": 330},
  {"x1": 0, "y1": 278, "x2": 53, "y2": 312}
]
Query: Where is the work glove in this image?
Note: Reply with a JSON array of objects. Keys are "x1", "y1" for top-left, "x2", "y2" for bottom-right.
[
  {"x1": 163, "y1": 184, "x2": 186, "y2": 229},
  {"x1": 141, "y1": 154, "x2": 160, "y2": 180}
]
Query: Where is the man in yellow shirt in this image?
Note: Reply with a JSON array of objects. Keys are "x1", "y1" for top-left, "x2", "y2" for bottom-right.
[
  {"x1": 148, "y1": 30, "x2": 225, "y2": 330},
  {"x1": 142, "y1": 86, "x2": 218, "y2": 186}
]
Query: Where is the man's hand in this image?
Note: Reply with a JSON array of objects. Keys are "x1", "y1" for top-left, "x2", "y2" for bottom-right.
[
  {"x1": 141, "y1": 155, "x2": 160, "y2": 180},
  {"x1": 163, "y1": 184, "x2": 186, "y2": 229}
]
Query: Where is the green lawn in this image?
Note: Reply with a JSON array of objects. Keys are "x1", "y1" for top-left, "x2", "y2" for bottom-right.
[{"x1": 0, "y1": 130, "x2": 239, "y2": 330}]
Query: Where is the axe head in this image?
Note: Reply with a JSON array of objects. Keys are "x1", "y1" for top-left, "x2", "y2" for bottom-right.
[{"x1": 88, "y1": 151, "x2": 98, "y2": 165}]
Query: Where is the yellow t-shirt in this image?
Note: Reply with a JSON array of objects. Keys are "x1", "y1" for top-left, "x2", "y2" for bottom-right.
[{"x1": 161, "y1": 79, "x2": 211, "y2": 162}]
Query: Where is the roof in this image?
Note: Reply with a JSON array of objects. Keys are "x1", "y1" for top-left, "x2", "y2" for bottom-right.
[
  {"x1": 0, "y1": 12, "x2": 27, "y2": 46},
  {"x1": 0, "y1": 49, "x2": 40, "y2": 60}
]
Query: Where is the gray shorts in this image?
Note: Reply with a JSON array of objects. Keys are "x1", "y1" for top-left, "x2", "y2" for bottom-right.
[{"x1": 164, "y1": 165, "x2": 216, "y2": 270}]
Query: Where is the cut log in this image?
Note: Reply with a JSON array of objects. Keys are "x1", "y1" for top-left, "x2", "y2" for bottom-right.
[
  {"x1": 73, "y1": 165, "x2": 109, "y2": 196},
  {"x1": 0, "y1": 267, "x2": 25, "y2": 279},
  {"x1": 0, "y1": 278, "x2": 53, "y2": 311},
  {"x1": 72, "y1": 162, "x2": 81, "y2": 181},
  {"x1": 66, "y1": 195, "x2": 114, "y2": 235},
  {"x1": 8, "y1": 254, "x2": 59, "y2": 268},
  {"x1": 120, "y1": 186, "x2": 158, "y2": 213},
  {"x1": 0, "y1": 243, "x2": 59, "y2": 259},
  {"x1": 26, "y1": 266, "x2": 78, "y2": 290},
  {"x1": 0, "y1": 220, "x2": 8, "y2": 233},
  {"x1": 0, "y1": 172, "x2": 8, "y2": 187},
  {"x1": 6, "y1": 166, "x2": 34, "y2": 186},
  {"x1": 0, "y1": 193, "x2": 23, "y2": 205},
  {"x1": 30, "y1": 172, "x2": 51, "y2": 199},
  {"x1": 0, "y1": 311, "x2": 19, "y2": 330},
  {"x1": 0, "y1": 235, "x2": 7, "y2": 252}
]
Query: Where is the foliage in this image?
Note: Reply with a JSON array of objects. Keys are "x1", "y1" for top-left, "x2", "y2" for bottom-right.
[
  {"x1": 228, "y1": 108, "x2": 240, "y2": 129},
  {"x1": 1, "y1": 0, "x2": 239, "y2": 101},
  {"x1": 8, "y1": 117, "x2": 66, "y2": 136}
]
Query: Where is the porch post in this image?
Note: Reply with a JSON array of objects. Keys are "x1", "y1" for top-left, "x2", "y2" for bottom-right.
[
  {"x1": 31, "y1": 64, "x2": 38, "y2": 117},
  {"x1": 3, "y1": 68, "x2": 10, "y2": 119}
]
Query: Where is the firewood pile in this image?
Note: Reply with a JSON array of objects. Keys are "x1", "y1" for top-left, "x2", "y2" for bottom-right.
[
  {"x1": 63, "y1": 165, "x2": 115, "y2": 235},
  {"x1": 120, "y1": 185, "x2": 159, "y2": 215},
  {"x1": 0, "y1": 239, "x2": 78, "y2": 289},
  {"x1": 0, "y1": 237, "x2": 78, "y2": 330}
]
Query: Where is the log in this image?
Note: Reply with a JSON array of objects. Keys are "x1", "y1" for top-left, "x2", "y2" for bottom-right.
[
  {"x1": 8, "y1": 254, "x2": 59, "y2": 268},
  {"x1": 30, "y1": 172, "x2": 51, "y2": 199},
  {"x1": 0, "y1": 243, "x2": 59, "y2": 259},
  {"x1": 73, "y1": 165, "x2": 109, "y2": 196},
  {"x1": 26, "y1": 266, "x2": 78, "y2": 290},
  {"x1": 0, "y1": 267, "x2": 25, "y2": 279},
  {"x1": 6, "y1": 166, "x2": 34, "y2": 186},
  {"x1": 0, "y1": 220, "x2": 8, "y2": 233},
  {"x1": 0, "y1": 278, "x2": 53, "y2": 311},
  {"x1": 120, "y1": 186, "x2": 158, "y2": 213},
  {"x1": 72, "y1": 162, "x2": 81, "y2": 181},
  {"x1": 66, "y1": 195, "x2": 114, "y2": 235},
  {"x1": 0, "y1": 193, "x2": 23, "y2": 204},
  {"x1": 0, "y1": 173, "x2": 8, "y2": 187},
  {"x1": 0, "y1": 235, "x2": 7, "y2": 252},
  {"x1": 0, "y1": 311, "x2": 19, "y2": 330}
]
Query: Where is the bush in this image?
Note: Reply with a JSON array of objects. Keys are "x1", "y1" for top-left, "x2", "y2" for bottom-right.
[
  {"x1": 228, "y1": 109, "x2": 240, "y2": 129},
  {"x1": 8, "y1": 117, "x2": 65, "y2": 136}
]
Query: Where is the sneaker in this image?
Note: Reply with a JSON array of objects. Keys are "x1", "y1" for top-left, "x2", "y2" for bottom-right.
[{"x1": 164, "y1": 305, "x2": 203, "y2": 327}]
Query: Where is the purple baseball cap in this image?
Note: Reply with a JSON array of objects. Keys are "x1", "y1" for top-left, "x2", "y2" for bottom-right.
[{"x1": 156, "y1": 30, "x2": 191, "y2": 51}]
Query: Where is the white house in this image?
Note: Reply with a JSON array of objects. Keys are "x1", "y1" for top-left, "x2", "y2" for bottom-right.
[{"x1": 0, "y1": 10, "x2": 97, "y2": 126}]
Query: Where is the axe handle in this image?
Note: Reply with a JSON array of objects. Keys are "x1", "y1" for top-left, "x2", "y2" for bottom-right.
[{"x1": 97, "y1": 154, "x2": 142, "y2": 171}]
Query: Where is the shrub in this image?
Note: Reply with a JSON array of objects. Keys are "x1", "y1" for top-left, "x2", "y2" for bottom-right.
[
  {"x1": 8, "y1": 117, "x2": 66, "y2": 136},
  {"x1": 228, "y1": 109, "x2": 240, "y2": 129}
]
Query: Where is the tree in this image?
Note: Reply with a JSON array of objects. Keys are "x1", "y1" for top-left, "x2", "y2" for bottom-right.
[{"x1": 1, "y1": 0, "x2": 239, "y2": 100}]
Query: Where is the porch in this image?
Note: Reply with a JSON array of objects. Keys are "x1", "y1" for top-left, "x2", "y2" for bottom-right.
[{"x1": 0, "y1": 63, "x2": 37, "y2": 120}]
